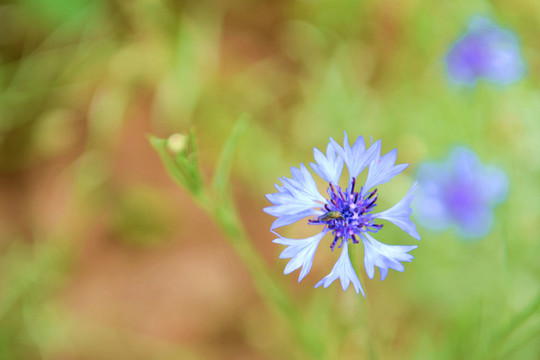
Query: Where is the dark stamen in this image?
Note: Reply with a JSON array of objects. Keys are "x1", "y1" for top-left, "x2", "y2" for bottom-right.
[
  {"x1": 338, "y1": 188, "x2": 346, "y2": 201},
  {"x1": 366, "y1": 189, "x2": 378, "y2": 200},
  {"x1": 366, "y1": 196, "x2": 377, "y2": 208},
  {"x1": 329, "y1": 182, "x2": 336, "y2": 194},
  {"x1": 330, "y1": 236, "x2": 339, "y2": 251}
]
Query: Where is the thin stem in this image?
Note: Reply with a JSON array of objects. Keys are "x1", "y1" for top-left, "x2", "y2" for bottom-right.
[
  {"x1": 487, "y1": 291, "x2": 540, "y2": 358},
  {"x1": 497, "y1": 292, "x2": 540, "y2": 341},
  {"x1": 194, "y1": 191, "x2": 324, "y2": 360},
  {"x1": 500, "y1": 323, "x2": 540, "y2": 358}
]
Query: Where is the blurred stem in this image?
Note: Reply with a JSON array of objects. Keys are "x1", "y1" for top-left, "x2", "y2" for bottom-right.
[
  {"x1": 487, "y1": 290, "x2": 540, "y2": 358},
  {"x1": 350, "y1": 244, "x2": 377, "y2": 359},
  {"x1": 497, "y1": 291, "x2": 540, "y2": 340},
  {"x1": 193, "y1": 190, "x2": 325, "y2": 360},
  {"x1": 499, "y1": 323, "x2": 540, "y2": 359}
]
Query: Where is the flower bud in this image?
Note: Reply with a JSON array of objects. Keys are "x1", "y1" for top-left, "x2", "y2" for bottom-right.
[{"x1": 167, "y1": 133, "x2": 186, "y2": 154}]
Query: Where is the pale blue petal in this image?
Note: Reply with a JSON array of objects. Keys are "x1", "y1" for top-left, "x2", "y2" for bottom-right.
[
  {"x1": 454, "y1": 207, "x2": 493, "y2": 239},
  {"x1": 373, "y1": 182, "x2": 421, "y2": 240},
  {"x1": 314, "y1": 242, "x2": 365, "y2": 296},
  {"x1": 414, "y1": 162, "x2": 453, "y2": 231},
  {"x1": 264, "y1": 163, "x2": 325, "y2": 228},
  {"x1": 273, "y1": 231, "x2": 328, "y2": 282},
  {"x1": 479, "y1": 165, "x2": 508, "y2": 205},
  {"x1": 268, "y1": 209, "x2": 323, "y2": 230},
  {"x1": 293, "y1": 163, "x2": 326, "y2": 201},
  {"x1": 362, "y1": 233, "x2": 417, "y2": 281},
  {"x1": 363, "y1": 147, "x2": 408, "y2": 192},
  {"x1": 310, "y1": 143, "x2": 344, "y2": 184},
  {"x1": 330, "y1": 132, "x2": 377, "y2": 182},
  {"x1": 414, "y1": 192, "x2": 451, "y2": 231},
  {"x1": 448, "y1": 147, "x2": 482, "y2": 180}
]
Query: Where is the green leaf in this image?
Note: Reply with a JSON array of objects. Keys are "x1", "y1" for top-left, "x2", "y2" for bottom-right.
[
  {"x1": 211, "y1": 114, "x2": 250, "y2": 196},
  {"x1": 149, "y1": 135, "x2": 189, "y2": 189},
  {"x1": 185, "y1": 128, "x2": 202, "y2": 185},
  {"x1": 149, "y1": 134, "x2": 203, "y2": 195}
]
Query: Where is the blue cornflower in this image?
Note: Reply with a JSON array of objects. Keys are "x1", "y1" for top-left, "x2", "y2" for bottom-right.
[
  {"x1": 264, "y1": 133, "x2": 420, "y2": 296},
  {"x1": 414, "y1": 147, "x2": 508, "y2": 239},
  {"x1": 445, "y1": 16, "x2": 525, "y2": 86}
]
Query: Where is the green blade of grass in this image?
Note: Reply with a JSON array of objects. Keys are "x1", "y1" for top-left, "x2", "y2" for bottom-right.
[{"x1": 211, "y1": 114, "x2": 250, "y2": 196}]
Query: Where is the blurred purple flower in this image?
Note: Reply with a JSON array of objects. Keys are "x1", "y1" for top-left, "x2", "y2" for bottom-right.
[
  {"x1": 445, "y1": 16, "x2": 525, "y2": 86},
  {"x1": 264, "y1": 133, "x2": 420, "y2": 296},
  {"x1": 415, "y1": 147, "x2": 508, "y2": 238}
]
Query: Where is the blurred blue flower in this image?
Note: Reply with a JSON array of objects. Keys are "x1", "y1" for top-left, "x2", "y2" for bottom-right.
[
  {"x1": 445, "y1": 16, "x2": 525, "y2": 86},
  {"x1": 264, "y1": 133, "x2": 420, "y2": 296},
  {"x1": 415, "y1": 147, "x2": 508, "y2": 239}
]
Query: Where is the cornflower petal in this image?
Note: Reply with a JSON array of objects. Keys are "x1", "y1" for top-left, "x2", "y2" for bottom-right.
[
  {"x1": 269, "y1": 209, "x2": 323, "y2": 231},
  {"x1": 373, "y1": 182, "x2": 421, "y2": 240},
  {"x1": 273, "y1": 230, "x2": 328, "y2": 282},
  {"x1": 287, "y1": 163, "x2": 326, "y2": 203},
  {"x1": 454, "y1": 207, "x2": 493, "y2": 238},
  {"x1": 414, "y1": 162, "x2": 452, "y2": 231},
  {"x1": 478, "y1": 166, "x2": 508, "y2": 204},
  {"x1": 314, "y1": 241, "x2": 365, "y2": 296},
  {"x1": 330, "y1": 132, "x2": 378, "y2": 182},
  {"x1": 310, "y1": 143, "x2": 344, "y2": 184},
  {"x1": 449, "y1": 148, "x2": 509, "y2": 205},
  {"x1": 363, "y1": 146, "x2": 409, "y2": 192},
  {"x1": 264, "y1": 163, "x2": 326, "y2": 229},
  {"x1": 361, "y1": 233, "x2": 417, "y2": 281}
]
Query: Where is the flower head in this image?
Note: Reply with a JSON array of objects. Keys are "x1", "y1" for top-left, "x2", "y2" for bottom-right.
[
  {"x1": 264, "y1": 133, "x2": 420, "y2": 295},
  {"x1": 414, "y1": 147, "x2": 508, "y2": 238},
  {"x1": 445, "y1": 16, "x2": 525, "y2": 86}
]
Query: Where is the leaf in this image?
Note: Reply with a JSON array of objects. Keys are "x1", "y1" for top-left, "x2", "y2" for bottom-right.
[
  {"x1": 149, "y1": 134, "x2": 203, "y2": 195},
  {"x1": 149, "y1": 135, "x2": 189, "y2": 189},
  {"x1": 185, "y1": 128, "x2": 202, "y2": 184},
  {"x1": 211, "y1": 114, "x2": 250, "y2": 196}
]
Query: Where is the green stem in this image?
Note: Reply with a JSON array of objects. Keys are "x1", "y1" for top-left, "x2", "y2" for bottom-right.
[
  {"x1": 500, "y1": 323, "x2": 540, "y2": 358},
  {"x1": 350, "y1": 244, "x2": 376, "y2": 359},
  {"x1": 497, "y1": 292, "x2": 540, "y2": 341},
  {"x1": 194, "y1": 191, "x2": 323, "y2": 360},
  {"x1": 487, "y1": 291, "x2": 540, "y2": 358}
]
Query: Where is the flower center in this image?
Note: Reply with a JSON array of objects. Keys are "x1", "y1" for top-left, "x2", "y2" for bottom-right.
[{"x1": 308, "y1": 177, "x2": 383, "y2": 251}]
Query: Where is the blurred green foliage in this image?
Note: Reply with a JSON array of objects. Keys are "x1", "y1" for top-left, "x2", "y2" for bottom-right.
[{"x1": 1, "y1": 0, "x2": 540, "y2": 359}]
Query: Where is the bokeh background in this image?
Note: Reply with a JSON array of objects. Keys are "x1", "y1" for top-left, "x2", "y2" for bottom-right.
[{"x1": 1, "y1": 0, "x2": 540, "y2": 359}]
